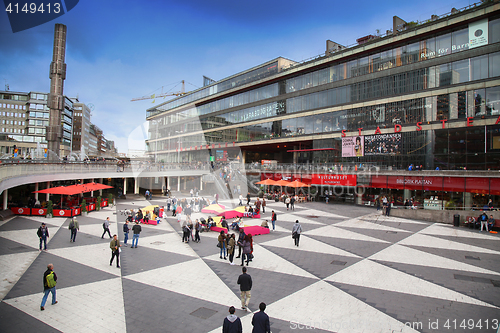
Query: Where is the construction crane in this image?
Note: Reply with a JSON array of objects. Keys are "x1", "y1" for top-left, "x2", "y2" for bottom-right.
[{"x1": 131, "y1": 80, "x2": 187, "y2": 102}]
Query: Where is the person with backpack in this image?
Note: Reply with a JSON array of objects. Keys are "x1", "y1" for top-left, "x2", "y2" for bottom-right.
[
  {"x1": 102, "y1": 217, "x2": 112, "y2": 239},
  {"x1": 69, "y1": 217, "x2": 79, "y2": 242},
  {"x1": 40, "y1": 263, "x2": 57, "y2": 311},
  {"x1": 123, "y1": 220, "x2": 130, "y2": 247},
  {"x1": 292, "y1": 220, "x2": 303, "y2": 247},
  {"x1": 480, "y1": 212, "x2": 489, "y2": 232}
]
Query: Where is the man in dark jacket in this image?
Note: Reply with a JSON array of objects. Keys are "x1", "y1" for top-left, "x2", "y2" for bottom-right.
[
  {"x1": 131, "y1": 221, "x2": 142, "y2": 248},
  {"x1": 251, "y1": 302, "x2": 270, "y2": 333},
  {"x1": 235, "y1": 229, "x2": 246, "y2": 258},
  {"x1": 110, "y1": 234, "x2": 121, "y2": 268},
  {"x1": 222, "y1": 306, "x2": 242, "y2": 333},
  {"x1": 37, "y1": 223, "x2": 49, "y2": 251},
  {"x1": 40, "y1": 263, "x2": 57, "y2": 310},
  {"x1": 237, "y1": 267, "x2": 252, "y2": 310}
]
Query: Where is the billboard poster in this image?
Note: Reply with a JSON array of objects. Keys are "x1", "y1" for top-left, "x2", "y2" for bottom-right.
[
  {"x1": 469, "y1": 19, "x2": 488, "y2": 49},
  {"x1": 215, "y1": 150, "x2": 227, "y2": 161},
  {"x1": 364, "y1": 133, "x2": 401, "y2": 155},
  {"x1": 342, "y1": 136, "x2": 364, "y2": 157}
]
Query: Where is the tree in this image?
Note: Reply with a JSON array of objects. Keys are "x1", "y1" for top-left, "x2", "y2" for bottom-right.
[
  {"x1": 96, "y1": 196, "x2": 102, "y2": 211},
  {"x1": 81, "y1": 199, "x2": 88, "y2": 215},
  {"x1": 46, "y1": 200, "x2": 53, "y2": 218}
]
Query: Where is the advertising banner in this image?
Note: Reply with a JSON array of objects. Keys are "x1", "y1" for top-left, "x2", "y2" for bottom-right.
[
  {"x1": 31, "y1": 208, "x2": 47, "y2": 216},
  {"x1": 311, "y1": 174, "x2": 357, "y2": 186},
  {"x1": 342, "y1": 136, "x2": 364, "y2": 157},
  {"x1": 12, "y1": 207, "x2": 30, "y2": 215},
  {"x1": 469, "y1": 19, "x2": 488, "y2": 49},
  {"x1": 364, "y1": 133, "x2": 401, "y2": 155}
]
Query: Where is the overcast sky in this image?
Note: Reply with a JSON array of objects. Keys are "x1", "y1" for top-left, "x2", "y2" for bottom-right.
[{"x1": 0, "y1": 0, "x2": 474, "y2": 154}]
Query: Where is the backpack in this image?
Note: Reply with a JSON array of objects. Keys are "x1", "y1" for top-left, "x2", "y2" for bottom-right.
[
  {"x1": 103, "y1": 222, "x2": 106, "y2": 229},
  {"x1": 46, "y1": 271, "x2": 56, "y2": 288},
  {"x1": 68, "y1": 220, "x2": 74, "y2": 230}
]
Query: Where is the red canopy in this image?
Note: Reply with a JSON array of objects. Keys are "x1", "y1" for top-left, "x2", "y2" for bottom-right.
[{"x1": 34, "y1": 183, "x2": 113, "y2": 195}]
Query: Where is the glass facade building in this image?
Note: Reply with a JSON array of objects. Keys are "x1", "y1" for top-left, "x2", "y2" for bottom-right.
[{"x1": 146, "y1": 3, "x2": 500, "y2": 171}]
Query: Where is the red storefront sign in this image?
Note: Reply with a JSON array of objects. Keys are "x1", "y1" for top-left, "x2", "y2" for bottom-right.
[
  {"x1": 301, "y1": 174, "x2": 312, "y2": 185},
  {"x1": 491, "y1": 178, "x2": 500, "y2": 196},
  {"x1": 370, "y1": 175, "x2": 387, "y2": 188},
  {"x1": 72, "y1": 208, "x2": 80, "y2": 216},
  {"x1": 466, "y1": 177, "x2": 489, "y2": 194},
  {"x1": 443, "y1": 177, "x2": 465, "y2": 192},
  {"x1": 32, "y1": 208, "x2": 47, "y2": 216},
  {"x1": 311, "y1": 174, "x2": 357, "y2": 186},
  {"x1": 423, "y1": 176, "x2": 443, "y2": 191},
  {"x1": 292, "y1": 174, "x2": 302, "y2": 182},
  {"x1": 273, "y1": 173, "x2": 282, "y2": 181}
]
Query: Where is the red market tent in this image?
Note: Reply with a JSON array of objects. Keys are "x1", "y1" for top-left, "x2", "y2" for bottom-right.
[{"x1": 34, "y1": 183, "x2": 113, "y2": 195}]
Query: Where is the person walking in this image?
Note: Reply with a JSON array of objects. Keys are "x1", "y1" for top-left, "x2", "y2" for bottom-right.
[
  {"x1": 131, "y1": 221, "x2": 142, "y2": 248},
  {"x1": 227, "y1": 233, "x2": 236, "y2": 265},
  {"x1": 110, "y1": 234, "x2": 121, "y2": 268},
  {"x1": 251, "y1": 302, "x2": 271, "y2": 333},
  {"x1": 246, "y1": 192, "x2": 251, "y2": 205},
  {"x1": 235, "y1": 228, "x2": 246, "y2": 259},
  {"x1": 102, "y1": 217, "x2": 112, "y2": 239},
  {"x1": 285, "y1": 196, "x2": 290, "y2": 210},
  {"x1": 239, "y1": 194, "x2": 243, "y2": 206},
  {"x1": 292, "y1": 220, "x2": 303, "y2": 247},
  {"x1": 290, "y1": 195, "x2": 295, "y2": 211},
  {"x1": 37, "y1": 223, "x2": 49, "y2": 251},
  {"x1": 194, "y1": 219, "x2": 201, "y2": 243},
  {"x1": 40, "y1": 263, "x2": 57, "y2": 311},
  {"x1": 262, "y1": 197, "x2": 266, "y2": 213},
  {"x1": 240, "y1": 234, "x2": 252, "y2": 266},
  {"x1": 271, "y1": 211, "x2": 277, "y2": 231},
  {"x1": 123, "y1": 220, "x2": 130, "y2": 247},
  {"x1": 222, "y1": 306, "x2": 242, "y2": 333},
  {"x1": 218, "y1": 230, "x2": 227, "y2": 260},
  {"x1": 69, "y1": 217, "x2": 79, "y2": 242},
  {"x1": 237, "y1": 267, "x2": 252, "y2": 310}
]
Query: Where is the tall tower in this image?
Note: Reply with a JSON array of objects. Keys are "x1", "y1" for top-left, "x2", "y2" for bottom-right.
[{"x1": 46, "y1": 23, "x2": 67, "y2": 160}]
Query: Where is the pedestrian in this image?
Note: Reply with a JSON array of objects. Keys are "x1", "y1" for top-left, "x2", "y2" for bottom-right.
[
  {"x1": 480, "y1": 212, "x2": 489, "y2": 231},
  {"x1": 240, "y1": 234, "x2": 252, "y2": 266},
  {"x1": 110, "y1": 234, "x2": 120, "y2": 268},
  {"x1": 239, "y1": 194, "x2": 243, "y2": 206},
  {"x1": 290, "y1": 195, "x2": 295, "y2": 211},
  {"x1": 69, "y1": 217, "x2": 79, "y2": 242},
  {"x1": 131, "y1": 221, "x2": 142, "y2": 248},
  {"x1": 102, "y1": 217, "x2": 112, "y2": 239},
  {"x1": 285, "y1": 196, "x2": 290, "y2": 210},
  {"x1": 251, "y1": 302, "x2": 271, "y2": 333},
  {"x1": 194, "y1": 219, "x2": 201, "y2": 243},
  {"x1": 262, "y1": 197, "x2": 266, "y2": 213},
  {"x1": 247, "y1": 192, "x2": 251, "y2": 205},
  {"x1": 123, "y1": 220, "x2": 130, "y2": 247},
  {"x1": 145, "y1": 189, "x2": 150, "y2": 200},
  {"x1": 237, "y1": 267, "x2": 252, "y2": 310},
  {"x1": 235, "y1": 228, "x2": 246, "y2": 259},
  {"x1": 488, "y1": 215, "x2": 495, "y2": 231},
  {"x1": 292, "y1": 220, "x2": 302, "y2": 247},
  {"x1": 40, "y1": 263, "x2": 57, "y2": 311},
  {"x1": 37, "y1": 223, "x2": 49, "y2": 251},
  {"x1": 227, "y1": 233, "x2": 236, "y2": 265},
  {"x1": 222, "y1": 306, "x2": 243, "y2": 333},
  {"x1": 218, "y1": 230, "x2": 227, "y2": 260},
  {"x1": 271, "y1": 211, "x2": 277, "y2": 231},
  {"x1": 385, "y1": 197, "x2": 392, "y2": 216},
  {"x1": 166, "y1": 197, "x2": 172, "y2": 211},
  {"x1": 325, "y1": 194, "x2": 329, "y2": 204}
]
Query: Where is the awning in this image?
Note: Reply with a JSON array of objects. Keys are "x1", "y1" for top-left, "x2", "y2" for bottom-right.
[{"x1": 33, "y1": 182, "x2": 113, "y2": 196}]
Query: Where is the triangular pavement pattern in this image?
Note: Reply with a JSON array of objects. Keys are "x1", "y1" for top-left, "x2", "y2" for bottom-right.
[
  {"x1": 421, "y1": 223, "x2": 500, "y2": 240},
  {"x1": 203, "y1": 243, "x2": 319, "y2": 280},
  {"x1": 334, "y1": 218, "x2": 412, "y2": 233},
  {"x1": 47, "y1": 243, "x2": 122, "y2": 277},
  {"x1": 293, "y1": 209, "x2": 347, "y2": 219},
  {"x1": 370, "y1": 244, "x2": 500, "y2": 276},
  {"x1": 265, "y1": 280, "x2": 419, "y2": 333},
  {"x1": 136, "y1": 233, "x2": 199, "y2": 257},
  {"x1": 304, "y1": 225, "x2": 390, "y2": 243},
  {"x1": 325, "y1": 259, "x2": 497, "y2": 308},
  {"x1": 274, "y1": 213, "x2": 326, "y2": 225},
  {"x1": 0, "y1": 251, "x2": 39, "y2": 300},
  {"x1": 4, "y1": 277, "x2": 126, "y2": 333},
  {"x1": 371, "y1": 215, "x2": 429, "y2": 224},
  {"x1": 0, "y1": 229, "x2": 53, "y2": 250},
  {"x1": 0, "y1": 216, "x2": 59, "y2": 231},
  {"x1": 259, "y1": 234, "x2": 360, "y2": 258},
  {"x1": 124, "y1": 258, "x2": 241, "y2": 307},
  {"x1": 399, "y1": 233, "x2": 500, "y2": 255}
]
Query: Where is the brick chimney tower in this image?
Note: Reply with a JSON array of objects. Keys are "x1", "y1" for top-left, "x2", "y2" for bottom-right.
[{"x1": 46, "y1": 23, "x2": 67, "y2": 160}]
